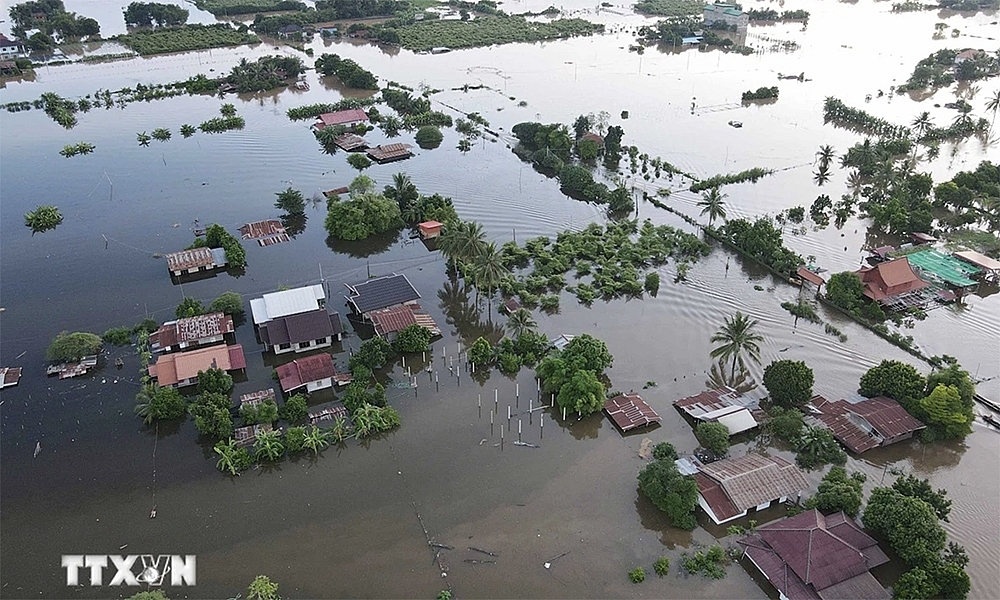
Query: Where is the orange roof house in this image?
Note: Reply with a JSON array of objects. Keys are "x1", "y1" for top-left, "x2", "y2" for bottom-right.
[
  {"x1": 856, "y1": 257, "x2": 927, "y2": 304},
  {"x1": 148, "y1": 344, "x2": 246, "y2": 388}
]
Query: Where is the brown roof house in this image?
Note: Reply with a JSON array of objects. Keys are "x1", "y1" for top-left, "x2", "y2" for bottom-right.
[
  {"x1": 165, "y1": 247, "x2": 228, "y2": 277},
  {"x1": 673, "y1": 387, "x2": 759, "y2": 435},
  {"x1": 150, "y1": 312, "x2": 234, "y2": 353},
  {"x1": 739, "y1": 509, "x2": 890, "y2": 600},
  {"x1": 148, "y1": 344, "x2": 246, "y2": 388},
  {"x1": 251, "y1": 285, "x2": 343, "y2": 355},
  {"x1": 604, "y1": 392, "x2": 661, "y2": 433},
  {"x1": 692, "y1": 453, "x2": 808, "y2": 525},
  {"x1": 276, "y1": 353, "x2": 351, "y2": 393},
  {"x1": 314, "y1": 108, "x2": 369, "y2": 129},
  {"x1": 810, "y1": 395, "x2": 925, "y2": 454},
  {"x1": 856, "y1": 257, "x2": 928, "y2": 305},
  {"x1": 368, "y1": 303, "x2": 441, "y2": 342}
]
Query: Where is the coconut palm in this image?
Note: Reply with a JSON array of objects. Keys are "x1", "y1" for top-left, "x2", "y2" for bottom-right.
[
  {"x1": 706, "y1": 358, "x2": 757, "y2": 394},
  {"x1": 214, "y1": 438, "x2": 242, "y2": 475},
  {"x1": 710, "y1": 311, "x2": 764, "y2": 378},
  {"x1": 697, "y1": 187, "x2": 728, "y2": 227},
  {"x1": 134, "y1": 385, "x2": 154, "y2": 426},
  {"x1": 506, "y1": 308, "x2": 537, "y2": 337},
  {"x1": 816, "y1": 145, "x2": 835, "y2": 169},
  {"x1": 986, "y1": 89, "x2": 1000, "y2": 127},
  {"x1": 253, "y1": 430, "x2": 284, "y2": 462},
  {"x1": 813, "y1": 165, "x2": 831, "y2": 186},
  {"x1": 473, "y1": 242, "x2": 510, "y2": 318},
  {"x1": 440, "y1": 221, "x2": 487, "y2": 267},
  {"x1": 911, "y1": 111, "x2": 933, "y2": 139},
  {"x1": 302, "y1": 425, "x2": 331, "y2": 455}
]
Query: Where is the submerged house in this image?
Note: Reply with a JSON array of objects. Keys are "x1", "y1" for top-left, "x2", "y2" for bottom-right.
[
  {"x1": 810, "y1": 395, "x2": 924, "y2": 454},
  {"x1": 239, "y1": 220, "x2": 289, "y2": 246},
  {"x1": 368, "y1": 303, "x2": 440, "y2": 342},
  {"x1": 251, "y1": 285, "x2": 342, "y2": 354},
  {"x1": 1, "y1": 366, "x2": 23, "y2": 388},
  {"x1": 150, "y1": 312, "x2": 234, "y2": 353},
  {"x1": 147, "y1": 344, "x2": 246, "y2": 388},
  {"x1": 604, "y1": 392, "x2": 661, "y2": 433},
  {"x1": 345, "y1": 273, "x2": 421, "y2": 319},
  {"x1": 673, "y1": 387, "x2": 759, "y2": 435},
  {"x1": 691, "y1": 453, "x2": 808, "y2": 525},
  {"x1": 739, "y1": 509, "x2": 890, "y2": 600},
  {"x1": 276, "y1": 353, "x2": 351, "y2": 393},
  {"x1": 366, "y1": 143, "x2": 414, "y2": 164},
  {"x1": 703, "y1": 3, "x2": 748, "y2": 28},
  {"x1": 856, "y1": 257, "x2": 928, "y2": 305},
  {"x1": 314, "y1": 108, "x2": 369, "y2": 130},
  {"x1": 165, "y1": 247, "x2": 227, "y2": 277}
]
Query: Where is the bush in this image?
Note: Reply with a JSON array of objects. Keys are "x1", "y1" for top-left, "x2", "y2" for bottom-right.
[
  {"x1": 681, "y1": 546, "x2": 727, "y2": 579},
  {"x1": 274, "y1": 187, "x2": 306, "y2": 216},
  {"x1": 175, "y1": 297, "x2": 205, "y2": 318},
  {"x1": 468, "y1": 336, "x2": 493, "y2": 365},
  {"x1": 47, "y1": 331, "x2": 102, "y2": 362},
  {"x1": 767, "y1": 406, "x2": 804, "y2": 443},
  {"x1": 197, "y1": 366, "x2": 233, "y2": 395},
  {"x1": 695, "y1": 422, "x2": 730, "y2": 456},
  {"x1": 628, "y1": 567, "x2": 645, "y2": 583},
  {"x1": 103, "y1": 327, "x2": 134, "y2": 346},
  {"x1": 414, "y1": 126, "x2": 444, "y2": 149},
  {"x1": 652, "y1": 441, "x2": 678, "y2": 461},
  {"x1": 498, "y1": 352, "x2": 521, "y2": 375},
  {"x1": 653, "y1": 556, "x2": 670, "y2": 577},
  {"x1": 209, "y1": 291, "x2": 244, "y2": 316},
  {"x1": 241, "y1": 399, "x2": 278, "y2": 425},
  {"x1": 24, "y1": 205, "x2": 63, "y2": 234},
  {"x1": 280, "y1": 394, "x2": 308, "y2": 423},
  {"x1": 324, "y1": 181, "x2": 402, "y2": 241},
  {"x1": 638, "y1": 457, "x2": 698, "y2": 530},
  {"x1": 347, "y1": 153, "x2": 372, "y2": 170},
  {"x1": 804, "y1": 466, "x2": 865, "y2": 516},
  {"x1": 284, "y1": 426, "x2": 306, "y2": 453},
  {"x1": 763, "y1": 360, "x2": 814, "y2": 407},
  {"x1": 350, "y1": 337, "x2": 393, "y2": 371},
  {"x1": 644, "y1": 272, "x2": 660, "y2": 295},
  {"x1": 393, "y1": 324, "x2": 432, "y2": 353},
  {"x1": 795, "y1": 426, "x2": 846, "y2": 470}
]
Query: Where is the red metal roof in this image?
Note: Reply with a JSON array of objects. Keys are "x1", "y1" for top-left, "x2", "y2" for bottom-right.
[
  {"x1": 796, "y1": 266, "x2": 825, "y2": 287},
  {"x1": 228, "y1": 345, "x2": 247, "y2": 370},
  {"x1": 366, "y1": 143, "x2": 413, "y2": 162},
  {"x1": 694, "y1": 471, "x2": 742, "y2": 521},
  {"x1": 369, "y1": 303, "x2": 418, "y2": 336},
  {"x1": 151, "y1": 312, "x2": 234, "y2": 349},
  {"x1": 276, "y1": 353, "x2": 336, "y2": 392},
  {"x1": 812, "y1": 395, "x2": 924, "y2": 453},
  {"x1": 604, "y1": 393, "x2": 660, "y2": 432},
  {"x1": 316, "y1": 108, "x2": 369, "y2": 127},
  {"x1": 1, "y1": 367, "x2": 22, "y2": 388},
  {"x1": 673, "y1": 387, "x2": 747, "y2": 417},
  {"x1": 239, "y1": 220, "x2": 287, "y2": 244}
]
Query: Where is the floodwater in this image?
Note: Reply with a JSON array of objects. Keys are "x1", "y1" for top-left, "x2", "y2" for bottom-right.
[{"x1": 1, "y1": 0, "x2": 999, "y2": 597}]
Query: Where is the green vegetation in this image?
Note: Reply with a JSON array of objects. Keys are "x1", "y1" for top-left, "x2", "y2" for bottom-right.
[
  {"x1": 135, "y1": 385, "x2": 187, "y2": 424},
  {"x1": 37, "y1": 92, "x2": 78, "y2": 129},
  {"x1": 280, "y1": 394, "x2": 308, "y2": 423},
  {"x1": 763, "y1": 359, "x2": 814, "y2": 408},
  {"x1": 116, "y1": 23, "x2": 260, "y2": 56},
  {"x1": 275, "y1": 187, "x2": 306, "y2": 216},
  {"x1": 246, "y1": 574, "x2": 280, "y2": 600},
  {"x1": 804, "y1": 466, "x2": 866, "y2": 516},
  {"x1": 225, "y1": 55, "x2": 304, "y2": 93},
  {"x1": 175, "y1": 298, "x2": 205, "y2": 319},
  {"x1": 240, "y1": 399, "x2": 279, "y2": 425},
  {"x1": 202, "y1": 223, "x2": 247, "y2": 269},
  {"x1": 46, "y1": 331, "x2": 102, "y2": 362},
  {"x1": 638, "y1": 441, "x2": 699, "y2": 529},
  {"x1": 780, "y1": 300, "x2": 821, "y2": 323},
  {"x1": 151, "y1": 128, "x2": 171, "y2": 141},
  {"x1": 251, "y1": 0, "x2": 407, "y2": 35},
  {"x1": 695, "y1": 421, "x2": 730, "y2": 456},
  {"x1": 638, "y1": 17, "x2": 743, "y2": 49},
  {"x1": 634, "y1": 0, "x2": 704, "y2": 17},
  {"x1": 934, "y1": 161, "x2": 1000, "y2": 234},
  {"x1": 24, "y1": 205, "x2": 63, "y2": 234},
  {"x1": 386, "y1": 16, "x2": 603, "y2": 52},
  {"x1": 325, "y1": 175, "x2": 403, "y2": 240},
  {"x1": 892, "y1": 474, "x2": 951, "y2": 521},
  {"x1": 123, "y1": 2, "x2": 189, "y2": 27},
  {"x1": 903, "y1": 49, "x2": 999, "y2": 92},
  {"x1": 822, "y1": 97, "x2": 910, "y2": 138},
  {"x1": 714, "y1": 216, "x2": 803, "y2": 275},
  {"x1": 199, "y1": 116, "x2": 245, "y2": 133},
  {"x1": 9, "y1": 0, "x2": 99, "y2": 40},
  {"x1": 690, "y1": 167, "x2": 774, "y2": 192},
  {"x1": 537, "y1": 334, "x2": 613, "y2": 416},
  {"x1": 315, "y1": 53, "x2": 378, "y2": 90},
  {"x1": 352, "y1": 403, "x2": 402, "y2": 438},
  {"x1": 680, "y1": 546, "x2": 727, "y2": 579},
  {"x1": 253, "y1": 430, "x2": 285, "y2": 461},
  {"x1": 863, "y1": 487, "x2": 946, "y2": 567},
  {"x1": 742, "y1": 86, "x2": 779, "y2": 102},
  {"x1": 795, "y1": 426, "x2": 846, "y2": 470},
  {"x1": 214, "y1": 438, "x2": 253, "y2": 474},
  {"x1": 102, "y1": 327, "x2": 134, "y2": 346},
  {"x1": 59, "y1": 142, "x2": 95, "y2": 157},
  {"x1": 415, "y1": 125, "x2": 444, "y2": 149},
  {"x1": 710, "y1": 311, "x2": 764, "y2": 378},
  {"x1": 194, "y1": 0, "x2": 305, "y2": 16},
  {"x1": 287, "y1": 98, "x2": 378, "y2": 121},
  {"x1": 394, "y1": 324, "x2": 433, "y2": 353},
  {"x1": 653, "y1": 556, "x2": 670, "y2": 577},
  {"x1": 766, "y1": 406, "x2": 804, "y2": 443},
  {"x1": 644, "y1": 272, "x2": 660, "y2": 295},
  {"x1": 191, "y1": 392, "x2": 235, "y2": 438},
  {"x1": 628, "y1": 566, "x2": 645, "y2": 583},
  {"x1": 746, "y1": 8, "x2": 810, "y2": 20}
]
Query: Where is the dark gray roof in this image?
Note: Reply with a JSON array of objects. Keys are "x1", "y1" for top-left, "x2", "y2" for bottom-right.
[
  {"x1": 259, "y1": 309, "x2": 339, "y2": 346},
  {"x1": 346, "y1": 274, "x2": 421, "y2": 314}
]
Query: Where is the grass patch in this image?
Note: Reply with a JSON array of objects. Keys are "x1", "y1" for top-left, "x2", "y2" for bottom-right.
[
  {"x1": 634, "y1": 0, "x2": 704, "y2": 16},
  {"x1": 394, "y1": 16, "x2": 603, "y2": 52},
  {"x1": 628, "y1": 566, "x2": 646, "y2": 583},
  {"x1": 117, "y1": 23, "x2": 259, "y2": 56}
]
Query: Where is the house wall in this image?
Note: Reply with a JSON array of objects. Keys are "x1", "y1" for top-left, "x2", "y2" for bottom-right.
[
  {"x1": 697, "y1": 494, "x2": 747, "y2": 525},
  {"x1": 306, "y1": 377, "x2": 333, "y2": 392},
  {"x1": 272, "y1": 337, "x2": 332, "y2": 354}
]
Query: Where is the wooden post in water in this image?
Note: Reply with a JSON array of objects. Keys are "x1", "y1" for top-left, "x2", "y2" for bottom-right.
[
  {"x1": 435, "y1": 372, "x2": 439, "y2": 392},
  {"x1": 516, "y1": 382, "x2": 519, "y2": 408},
  {"x1": 479, "y1": 393, "x2": 482, "y2": 418},
  {"x1": 518, "y1": 419, "x2": 522, "y2": 443},
  {"x1": 500, "y1": 423, "x2": 504, "y2": 450},
  {"x1": 507, "y1": 405, "x2": 511, "y2": 427},
  {"x1": 540, "y1": 414, "x2": 543, "y2": 438},
  {"x1": 490, "y1": 411, "x2": 494, "y2": 436},
  {"x1": 529, "y1": 397, "x2": 533, "y2": 424},
  {"x1": 402, "y1": 355, "x2": 405, "y2": 370},
  {"x1": 562, "y1": 406, "x2": 567, "y2": 421},
  {"x1": 495, "y1": 389, "x2": 499, "y2": 414}
]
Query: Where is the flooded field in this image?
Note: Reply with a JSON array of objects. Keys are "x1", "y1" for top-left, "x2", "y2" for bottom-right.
[{"x1": 1, "y1": 0, "x2": 999, "y2": 597}]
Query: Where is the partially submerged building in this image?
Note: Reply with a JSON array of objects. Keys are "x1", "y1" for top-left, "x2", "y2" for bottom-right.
[
  {"x1": 810, "y1": 395, "x2": 924, "y2": 454},
  {"x1": 366, "y1": 143, "x2": 413, "y2": 164},
  {"x1": 345, "y1": 274, "x2": 421, "y2": 318},
  {"x1": 165, "y1": 247, "x2": 227, "y2": 277},
  {"x1": 954, "y1": 250, "x2": 1000, "y2": 283},
  {"x1": 703, "y1": 3, "x2": 748, "y2": 28},
  {"x1": 251, "y1": 285, "x2": 343, "y2": 355},
  {"x1": 673, "y1": 387, "x2": 759, "y2": 435},
  {"x1": 1, "y1": 366, "x2": 23, "y2": 388},
  {"x1": 276, "y1": 353, "x2": 351, "y2": 394},
  {"x1": 239, "y1": 220, "x2": 289, "y2": 246},
  {"x1": 739, "y1": 509, "x2": 890, "y2": 600},
  {"x1": 368, "y1": 303, "x2": 440, "y2": 342},
  {"x1": 604, "y1": 392, "x2": 661, "y2": 433},
  {"x1": 314, "y1": 108, "x2": 369, "y2": 130},
  {"x1": 856, "y1": 257, "x2": 928, "y2": 306},
  {"x1": 148, "y1": 344, "x2": 246, "y2": 388},
  {"x1": 690, "y1": 453, "x2": 807, "y2": 525},
  {"x1": 150, "y1": 312, "x2": 234, "y2": 353}
]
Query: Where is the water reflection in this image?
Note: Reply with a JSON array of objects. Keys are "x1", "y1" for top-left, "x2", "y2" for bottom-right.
[
  {"x1": 634, "y1": 487, "x2": 695, "y2": 549},
  {"x1": 281, "y1": 213, "x2": 308, "y2": 238},
  {"x1": 436, "y1": 276, "x2": 505, "y2": 346},
  {"x1": 325, "y1": 228, "x2": 400, "y2": 258}
]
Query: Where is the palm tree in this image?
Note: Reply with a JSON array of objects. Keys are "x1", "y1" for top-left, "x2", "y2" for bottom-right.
[
  {"x1": 697, "y1": 187, "x2": 727, "y2": 227},
  {"x1": 816, "y1": 145, "x2": 835, "y2": 169},
  {"x1": 134, "y1": 385, "x2": 154, "y2": 425},
  {"x1": 710, "y1": 311, "x2": 764, "y2": 378},
  {"x1": 439, "y1": 221, "x2": 486, "y2": 267},
  {"x1": 473, "y1": 242, "x2": 509, "y2": 318},
  {"x1": 253, "y1": 430, "x2": 285, "y2": 462},
  {"x1": 706, "y1": 358, "x2": 757, "y2": 394},
  {"x1": 986, "y1": 89, "x2": 1000, "y2": 128},
  {"x1": 813, "y1": 165, "x2": 831, "y2": 186},
  {"x1": 302, "y1": 425, "x2": 331, "y2": 455},
  {"x1": 214, "y1": 438, "x2": 242, "y2": 475},
  {"x1": 911, "y1": 111, "x2": 933, "y2": 139},
  {"x1": 506, "y1": 308, "x2": 537, "y2": 337}
]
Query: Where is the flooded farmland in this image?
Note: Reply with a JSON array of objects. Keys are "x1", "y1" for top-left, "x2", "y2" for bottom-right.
[{"x1": 1, "y1": 0, "x2": 998, "y2": 598}]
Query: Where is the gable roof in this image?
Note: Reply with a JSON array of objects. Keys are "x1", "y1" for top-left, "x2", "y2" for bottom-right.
[
  {"x1": 812, "y1": 395, "x2": 924, "y2": 453},
  {"x1": 857, "y1": 257, "x2": 927, "y2": 301},
  {"x1": 259, "y1": 309, "x2": 340, "y2": 346},
  {"x1": 674, "y1": 387, "x2": 755, "y2": 417},
  {"x1": 276, "y1": 353, "x2": 336, "y2": 392},
  {"x1": 699, "y1": 454, "x2": 808, "y2": 512},
  {"x1": 148, "y1": 344, "x2": 245, "y2": 386},
  {"x1": 317, "y1": 108, "x2": 369, "y2": 127},
  {"x1": 346, "y1": 273, "x2": 421, "y2": 314},
  {"x1": 796, "y1": 266, "x2": 826, "y2": 287},
  {"x1": 369, "y1": 303, "x2": 418, "y2": 335},
  {"x1": 250, "y1": 285, "x2": 325, "y2": 325},
  {"x1": 150, "y1": 312, "x2": 234, "y2": 349},
  {"x1": 366, "y1": 143, "x2": 413, "y2": 162},
  {"x1": 166, "y1": 247, "x2": 219, "y2": 272},
  {"x1": 740, "y1": 511, "x2": 889, "y2": 600},
  {"x1": 604, "y1": 392, "x2": 661, "y2": 432}
]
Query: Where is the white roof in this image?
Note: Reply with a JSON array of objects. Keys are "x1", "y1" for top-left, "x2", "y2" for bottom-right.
[
  {"x1": 552, "y1": 334, "x2": 576, "y2": 351},
  {"x1": 716, "y1": 408, "x2": 759, "y2": 435},
  {"x1": 697, "y1": 404, "x2": 747, "y2": 421},
  {"x1": 251, "y1": 285, "x2": 325, "y2": 324}
]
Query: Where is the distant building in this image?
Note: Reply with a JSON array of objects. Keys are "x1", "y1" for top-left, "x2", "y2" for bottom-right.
[
  {"x1": 810, "y1": 395, "x2": 925, "y2": 454},
  {"x1": 739, "y1": 509, "x2": 890, "y2": 600},
  {"x1": 150, "y1": 312, "x2": 235, "y2": 353},
  {"x1": 251, "y1": 285, "x2": 342, "y2": 355},
  {"x1": 314, "y1": 108, "x2": 369, "y2": 130},
  {"x1": 855, "y1": 257, "x2": 928, "y2": 305},
  {"x1": 703, "y1": 3, "x2": 748, "y2": 29},
  {"x1": 690, "y1": 453, "x2": 807, "y2": 524},
  {"x1": 165, "y1": 247, "x2": 227, "y2": 277},
  {"x1": 954, "y1": 49, "x2": 983, "y2": 64},
  {"x1": 148, "y1": 344, "x2": 246, "y2": 388},
  {"x1": 275, "y1": 24, "x2": 303, "y2": 38},
  {"x1": 0, "y1": 34, "x2": 25, "y2": 57}
]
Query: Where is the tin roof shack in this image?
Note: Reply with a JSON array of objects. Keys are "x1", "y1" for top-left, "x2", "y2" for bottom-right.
[
  {"x1": 234, "y1": 423, "x2": 273, "y2": 446},
  {"x1": 46, "y1": 355, "x2": 99, "y2": 379},
  {"x1": 345, "y1": 273, "x2": 421, "y2": 316},
  {"x1": 239, "y1": 388, "x2": 276, "y2": 408},
  {"x1": 856, "y1": 257, "x2": 928, "y2": 305},
  {"x1": 366, "y1": 143, "x2": 413, "y2": 164},
  {"x1": 418, "y1": 220, "x2": 443, "y2": 239},
  {"x1": 276, "y1": 353, "x2": 351, "y2": 393},
  {"x1": 165, "y1": 247, "x2": 227, "y2": 278},
  {"x1": 738, "y1": 509, "x2": 890, "y2": 600},
  {"x1": 954, "y1": 250, "x2": 1000, "y2": 283},
  {"x1": 691, "y1": 454, "x2": 808, "y2": 524},
  {"x1": 148, "y1": 344, "x2": 246, "y2": 388},
  {"x1": 604, "y1": 392, "x2": 661, "y2": 433},
  {"x1": 1, "y1": 367, "x2": 23, "y2": 388},
  {"x1": 673, "y1": 387, "x2": 759, "y2": 435},
  {"x1": 314, "y1": 108, "x2": 369, "y2": 130},
  {"x1": 150, "y1": 312, "x2": 234, "y2": 353},
  {"x1": 239, "y1": 220, "x2": 289, "y2": 247},
  {"x1": 333, "y1": 133, "x2": 369, "y2": 152},
  {"x1": 810, "y1": 395, "x2": 924, "y2": 454},
  {"x1": 308, "y1": 401, "x2": 351, "y2": 427},
  {"x1": 368, "y1": 303, "x2": 440, "y2": 341}
]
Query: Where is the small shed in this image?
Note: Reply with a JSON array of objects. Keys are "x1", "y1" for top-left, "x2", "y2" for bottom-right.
[
  {"x1": 502, "y1": 297, "x2": 522, "y2": 314},
  {"x1": 954, "y1": 250, "x2": 1000, "y2": 282},
  {"x1": 604, "y1": 392, "x2": 661, "y2": 433},
  {"x1": 334, "y1": 133, "x2": 369, "y2": 152},
  {"x1": 1, "y1": 366, "x2": 23, "y2": 388},
  {"x1": 325, "y1": 186, "x2": 349, "y2": 197},
  {"x1": 239, "y1": 220, "x2": 289, "y2": 246},
  {"x1": 795, "y1": 266, "x2": 825, "y2": 288},
  {"x1": 366, "y1": 143, "x2": 413, "y2": 163},
  {"x1": 910, "y1": 232, "x2": 937, "y2": 244},
  {"x1": 418, "y1": 221, "x2": 443, "y2": 239},
  {"x1": 165, "y1": 247, "x2": 227, "y2": 277}
]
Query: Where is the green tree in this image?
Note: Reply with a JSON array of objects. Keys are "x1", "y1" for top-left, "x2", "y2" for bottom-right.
[
  {"x1": 555, "y1": 369, "x2": 605, "y2": 416},
  {"x1": 209, "y1": 291, "x2": 243, "y2": 316},
  {"x1": 46, "y1": 331, "x2": 102, "y2": 362},
  {"x1": 652, "y1": 441, "x2": 678, "y2": 461},
  {"x1": 241, "y1": 399, "x2": 278, "y2": 425},
  {"x1": 893, "y1": 566, "x2": 937, "y2": 600},
  {"x1": 804, "y1": 466, "x2": 865, "y2": 516},
  {"x1": 577, "y1": 138, "x2": 600, "y2": 160},
  {"x1": 710, "y1": 312, "x2": 764, "y2": 378},
  {"x1": 247, "y1": 575, "x2": 279, "y2": 600},
  {"x1": 932, "y1": 558, "x2": 970, "y2": 599},
  {"x1": 253, "y1": 429, "x2": 285, "y2": 462},
  {"x1": 891, "y1": 474, "x2": 952, "y2": 522},
  {"x1": 697, "y1": 187, "x2": 727, "y2": 227},
  {"x1": 763, "y1": 360, "x2": 814, "y2": 407},
  {"x1": 561, "y1": 334, "x2": 613, "y2": 375},
  {"x1": 468, "y1": 336, "x2": 493, "y2": 365},
  {"x1": 919, "y1": 384, "x2": 972, "y2": 440},
  {"x1": 393, "y1": 324, "x2": 432, "y2": 353},
  {"x1": 324, "y1": 178, "x2": 402, "y2": 241},
  {"x1": 638, "y1": 458, "x2": 699, "y2": 530},
  {"x1": 197, "y1": 367, "x2": 233, "y2": 395},
  {"x1": 536, "y1": 355, "x2": 569, "y2": 393},
  {"x1": 127, "y1": 590, "x2": 171, "y2": 600},
  {"x1": 275, "y1": 187, "x2": 306, "y2": 216},
  {"x1": 284, "y1": 426, "x2": 306, "y2": 453},
  {"x1": 795, "y1": 426, "x2": 846, "y2": 470},
  {"x1": 695, "y1": 422, "x2": 730, "y2": 456},
  {"x1": 175, "y1": 297, "x2": 205, "y2": 319},
  {"x1": 825, "y1": 271, "x2": 866, "y2": 313},
  {"x1": 767, "y1": 406, "x2": 804, "y2": 443},
  {"x1": 350, "y1": 336, "x2": 393, "y2": 371},
  {"x1": 194, "y1": 403, "x2": 234, "y2": 439},
  {"x1": 506, "y1": 308, "x2": 537, "y2": 337},
  {"x1": 347, "y1": 153, "x2": 372, "y2": 171},
  {"x1": 862, "y1": 487, "x2": 947, "y2": 567},
  {"x1": 143, "y1": 385, "x2": 186, "y2": 423},
  {"x1": 472, "y1": 242, "x2": 510, "y2": 307},
  {"x1": 214, "y1": 438, "x2": 247, "y2": 475},
  {"x1": 859, "y1": 360, "x2": 926, "y2": 411},
  {"x1": 414, "y1": 125, "x2": 444, "y2": 149}
]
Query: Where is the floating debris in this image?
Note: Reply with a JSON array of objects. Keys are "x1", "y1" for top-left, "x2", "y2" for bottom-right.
[{"x1": 469, "y1": 547, "x2": 499, "y2": 557}]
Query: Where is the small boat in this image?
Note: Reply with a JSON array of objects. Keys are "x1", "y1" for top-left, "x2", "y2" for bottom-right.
[{"x1": 728, "y1": 120, "x2": 743, "y2": 128}]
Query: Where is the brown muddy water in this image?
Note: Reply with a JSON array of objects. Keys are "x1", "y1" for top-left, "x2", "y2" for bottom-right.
[{"x1": 1, "y1": 0, "x2": 999, "y2": 598}]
